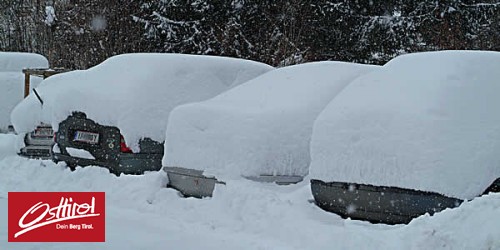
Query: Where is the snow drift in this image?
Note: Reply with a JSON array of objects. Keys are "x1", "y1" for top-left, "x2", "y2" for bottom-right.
[
  {"x1": 1, "y1": 144, "x2": 499, "y2": 249},
  {"x1": 309, "y1": 51, "x2": 500, "y2": 200},
  {"x1": 0, "y1": 52, "x2": 48, "y2": 130},
  {"x1": 164, "y1": 62, "x2": 378, "y2": 178},
  {"x1": 10, "y1": 53, "x2": 273, "y2": 151}
]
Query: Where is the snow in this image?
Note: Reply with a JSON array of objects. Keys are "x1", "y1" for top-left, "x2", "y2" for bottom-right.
[
  {"x1": 0, "y1": 136, "x2": 499, "y2": 249},
  {"x1": 44, "y1": 6, "x2": 56, "y2": 26},
  {"x1": 0, "y1": 52, "x2": 48, "y2": 130},
  {"x1": 0, "y1": 52, "x2": 48, "y2": 73},
  {"x1": 0, "y1": 134, "x2": 17, "y2": 159},
  {"x1": 164, "y1": 62, "x2": 378, "y2": 179},
  {"x1": 66, "y1": 147, "x2": 96, "y2": 160},
  {"x1": 10, "y1": 53, "x2": 273, "y2": 151},
  {"x1": 309, "y1": 51, "x2": 500, "y2": 200}
]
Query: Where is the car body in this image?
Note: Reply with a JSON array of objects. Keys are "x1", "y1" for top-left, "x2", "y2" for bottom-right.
[
  {"x1": 308, "y1": 51, "x2": 500, "y2": 224},
  {"x1": 163, "y1": 61, "x2": 379, "y2": 197},
  {"x1": 11, "y1": 53, "x2": 273, "y2": 175},
  {"x1": 53, "y1": 112, "x2": 164, "y2": 174},
  {"x1": 18, "y1": 123, "x2": 54, "y2": 159}
]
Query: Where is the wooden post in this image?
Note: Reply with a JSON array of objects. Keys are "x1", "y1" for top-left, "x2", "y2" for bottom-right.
[
  {"x1": 22, "y1": 68, "x2": 71, "y2": 98},
  {"x1": 24, "y1": 72, "x2": 30, "y2": 98}
]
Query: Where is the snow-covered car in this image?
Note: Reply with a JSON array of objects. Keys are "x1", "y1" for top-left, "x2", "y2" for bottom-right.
[
  {"x1": 309, "y1": 51, "x2": 500, "y2": 224},
  {"x1": 163, "y1": 61, "x2": 379, "y2": 198},
  {"x1": 11, "y1": 53, "x2": 273, "y2": 175},
  {"x1": 18, "y1": 68, "x2": 70, "y2": 159},
  {"x1": 0, "y1": 52, "x2": 48, "y2": 132}
]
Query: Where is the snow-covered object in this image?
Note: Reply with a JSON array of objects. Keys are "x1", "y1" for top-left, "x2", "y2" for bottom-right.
[
  {"x1": 44, "y1": 6, "x2": 56, "y2": 26},
  {"x1": 0, "y1": 52, "x2": 48, "y2": 130},
  {"x1": 309, "y1": 51, "x2": 500, "y2": 200},
  {"x1": 164, "y1": 62, "x2": 378, "y2": 178},
  {"x1": 0, "y1": 52, "x2": 48, "y2": 73},
  {"x1": 11, "y1": 53, "x2": 273, "y2": 151}
]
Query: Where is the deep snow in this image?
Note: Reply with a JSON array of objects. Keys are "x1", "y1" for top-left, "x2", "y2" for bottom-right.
[
  {"x1": 0, "y1": 52, "x2": 48, "y2": 130},
  {"x1": 0, "y1": 134, "x2": 499, "y2": 249},
  {"x1": 10, "y1": 53, "x2": 273, "y2": 151},
  {"x1": 309, "y1": 51, "x2": 500, "y2": 200},
  {"x1": 164, "y1": 62, "x2": 378, "y2": 179}
]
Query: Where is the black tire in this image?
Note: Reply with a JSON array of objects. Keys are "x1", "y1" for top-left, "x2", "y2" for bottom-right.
[
  {"x1": 483, "y1": 178, "x2": 500, "y2": 194},
  {"x1": 66, "y1": 162, "x2": 77, "y2": 171}
]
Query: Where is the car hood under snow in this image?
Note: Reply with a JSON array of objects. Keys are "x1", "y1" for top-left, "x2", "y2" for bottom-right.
[
  {"x1": 164, "y1": 61, "x2": 379, "y2": 178},
  {"x1": 309, "y1": 50, "x2": 500, "y2": 200},
  {"x1": 11, "y1": 53, "x2": 273, "y2": 151}
]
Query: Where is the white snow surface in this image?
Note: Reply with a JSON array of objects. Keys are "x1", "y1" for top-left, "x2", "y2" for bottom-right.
[
  {"x1": 164, "y1": 62, "x2": 378, "y2": 178},
  {"x1": 309, "y1": 51, "x2": 500, "y2": 200},
  {"x1": 0, "y1": 52, "x2": 48, "y2": 73},
  {"x1": 0, "y1": 52, "x2": 48, "y2": 130},
  {"x1": 44, "y1": 6, "x2": 56, "y2": 26},
  {"x1": 10, "y1": 53, "x2": 273, "y2": 151},
  {"x1": 0, "y1": 134, "x2": 17, "y2": 159},
  {"x1": 0, "y1": 137, "x2": 499, "y2": 249},
  {"x1": 66, "y1": 147, "x2": 96, "y2": 160}
]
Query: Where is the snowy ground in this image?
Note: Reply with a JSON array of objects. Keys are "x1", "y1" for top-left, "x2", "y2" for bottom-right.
[{"x1": 0, "y1": 134, "x2": 499, "y2": 249}]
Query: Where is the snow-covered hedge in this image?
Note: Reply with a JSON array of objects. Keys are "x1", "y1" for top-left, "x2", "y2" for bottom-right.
[
  {"x1": 164, "y1": 62, "x2": 378, "y2": 178},
  {"x1": 309, "y1": 51, "x2": 500, "y2": 200},
  {"x1": 11, "y1": 53, "x2": 273, "y2": 151},
  {"x1": 0, "y1": 52, "x2": 48, "y2": 130}
]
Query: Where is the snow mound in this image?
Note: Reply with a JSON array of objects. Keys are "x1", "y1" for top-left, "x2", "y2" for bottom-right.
[
  {"x1": 403, "y1": 193, "x2": 500, "y2": 249},
  {"x1": 1, "y1": 149, "x2": 499, "y2": 249},
  {"x1": 0, "y1": 134, "x2": 17, "y2": 159},
  {"x1": 10, "y1": 53, "x2": 273, "y2": 151},
  {"x1": 309, "y1": 51, "x2": 500, "y2": 200},
  {"x1": 164, "y1": 62, "x2": 378, "y2": 178},
  {"x1": 0, "y1": 52, "x2": 48, "y2": 130}
]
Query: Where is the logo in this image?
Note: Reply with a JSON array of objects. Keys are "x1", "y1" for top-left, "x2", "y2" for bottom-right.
[{"x1": 8, "y1": 192, "x2": 105, "y2": 242}]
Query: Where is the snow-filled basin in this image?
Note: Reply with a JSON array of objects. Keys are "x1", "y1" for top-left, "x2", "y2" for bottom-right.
[
  {"x1": 11, "y1": 53, "x2": 273, "y2": 151},
  {"x1": 309, "y1": 50, "x2": 500, "y2": 200},
  {"x1": 0, "y1": 52, "x2": 48, "y2": 130},
  {"x1": 164, "y1": 61, "x2": 379, "y2": 179}
]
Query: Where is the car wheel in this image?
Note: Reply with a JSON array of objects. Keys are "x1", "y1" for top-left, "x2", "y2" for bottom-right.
[
  {"x1": 66, "y1": 162, "x2": 77, "y2": 171},
  {"x1": 483, "y1": 178, "x2": 500, "y2": 194}
]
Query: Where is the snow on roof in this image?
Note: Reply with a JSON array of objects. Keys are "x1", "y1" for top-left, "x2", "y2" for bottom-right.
[
  {"x1": 163, "y1": 61, "x2": 379, "y2": 178},
  {"x1": 309, "y1": 50, "x2": 500, "y2": 200},
  {"x1": 0, "y1": 52, "x2": 48, "y2": 129},
  {"x1": 10, "y1": 53, "x2": 273, "y2": 150},
  {"x1": 0, "y1": 52, "x2": 48, "y2": 72}
]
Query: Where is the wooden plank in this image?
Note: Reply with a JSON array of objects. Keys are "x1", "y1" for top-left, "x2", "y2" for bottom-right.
[{"x1": 24, "y1": 73, "x2": 30, "y2": 98}]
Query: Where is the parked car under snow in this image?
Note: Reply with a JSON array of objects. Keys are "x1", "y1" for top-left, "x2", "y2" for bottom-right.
[
  {"x1": 308, "y1": 51, "x2": 500, "y2": 224},
  {"x1": 163, "y1": 61, "x2": 379, "y2": 198},
  {"x1": 11, "y1": 53, "x2": 273, "y2": 175},
  {"x1": 18, "y1": 68, "x2": 70, "y2": 159}
]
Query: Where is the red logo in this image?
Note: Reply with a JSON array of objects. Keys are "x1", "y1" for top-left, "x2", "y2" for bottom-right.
[{"x1": 8, "y1": 192, "x2": 105, "y2": 242}]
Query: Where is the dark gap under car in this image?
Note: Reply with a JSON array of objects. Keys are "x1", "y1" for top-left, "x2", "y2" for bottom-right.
[
  {"x1": 310, "y1": 178, "x2": 500, "y2": 225},
  {"x1": 53, "y1": 112, "x2": 164, "y2": 175}
]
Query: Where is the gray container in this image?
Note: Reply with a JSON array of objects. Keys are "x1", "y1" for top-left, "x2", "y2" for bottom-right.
[{"x1": 164, "y1": 166, "x2": 224, "y2": 198}]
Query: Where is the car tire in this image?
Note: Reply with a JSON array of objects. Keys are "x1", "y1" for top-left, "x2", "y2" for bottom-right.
[
  {"x1": 66, "y1": 162, "x2": 77, "y2": 171},
  {"x1": 483, "y1": 178, "x2": 500, "y2": 194}
]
